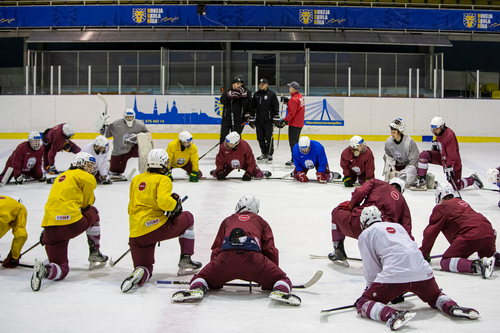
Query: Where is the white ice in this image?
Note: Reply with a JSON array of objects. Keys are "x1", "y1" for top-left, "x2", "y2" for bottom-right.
[{"x1": 0, "y1": 138, "x2": 499, "y2": 333}]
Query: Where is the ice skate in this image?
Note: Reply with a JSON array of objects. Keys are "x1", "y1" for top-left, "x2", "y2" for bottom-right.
[
  {"x1": 256, "y1": 154, "x2": 267, "y2": 163},
  {"x1": 88, "y1": 240, "x2": 109, "y2": 270},
  {"x1": 328, "y1": 241, "x2": 349, "y2": 267},
  {"x1": 120, "y1": 267, "x2": 145, "y2": 292},
  {"x1": 267, "y1": 155, "x2": 273, "y2": 163},
  {"x1": 177, "y1": 254, "x2": 202, "y2": 276},
  {"x1": 449, "y1": 306, "x2": 480, "y2": 320},
  {"x1": 473, "y1": 256, "x2": 495, "y2": 279},
  {"x1": 263, "y1": 170, "x2": 272, "y2": 179},
  {"x1": 172, "y1": 288, "x2": 205, "y2": 302},
  {"x1": 329, "y1": 172, "x2": 342, "y2": 182},
  {"x1": 285, "y1": 160, "x2": 294, "y2": 168},
  {"x1": 269, "y1": 290, "x2": 301, "y2": 306},
  {"x1": 386, "y1": 310, "x2": 416, "y2": 331},
  {"x1": 31, "y1": 259, "x2": 48, "y2": 292},
  {"x1": 410, "y1": 176, "x2": 427, "y2": 191},
  {"x1": 471, "y1": 173, "x2": 484, "y2": 189},
  {"x1": 109, "y1": 171, "x2": 126, "y2": 181}
]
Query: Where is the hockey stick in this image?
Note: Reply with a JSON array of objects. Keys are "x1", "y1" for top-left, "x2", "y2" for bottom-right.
[
  {"x1": 110, "y1": 196, "x2": 188, "y2": 267},
  {"x1": 158, "y1": 270, "x2": 323, "y2": 289},
  {"x1": 199, "y1": 142, "x2": 220, "y2": 160},
  {"x1": 277, "y1": 94, "x2": 283, "y2": 148},
  {"x1": 482, "y1": 187, "x2": 500, "y2": 192},
  {"x1": 320, "y1": 292, "x2": 419, "y2": 313},
  {"x1": 109, "y1": 168, "x2": 137, "y2": 182},
  {"x1": 0, "y1": 167, "x2": 13, "y2": 188},
  {"x1": 309, "y1": 254, "x2": 443, "y2": 260},
  {"x1": 0, "y1": 260, "x2": 34, "y2": 269},
  {"x1": 21, "y1": 242, "x2": 41, "y2": 256},
  {"x1": 97, "y1": 93, "x2": 108, "y2": 133}
]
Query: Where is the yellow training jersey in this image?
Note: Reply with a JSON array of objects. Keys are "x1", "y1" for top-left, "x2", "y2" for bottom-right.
[
  {"x1": 166, "y1": 139, "x2": 200, "y2": 172},
  {"x1": 0, "y1": 195, "x2": 28, "y2": 260},
  {"x1": 128, "y1": 172, "x2": 177, "y2": 238},
  {"x1": 42, "y1": 169, "x2": 97, "y2": 227}
]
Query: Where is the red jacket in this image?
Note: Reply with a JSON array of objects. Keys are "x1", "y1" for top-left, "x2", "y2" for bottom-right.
[
  {"x1": 3, "y1": 141, "x2": 43, "y2": 179},
  {"x1": 435, "y1": 127, "x2": 461, "y2": 170},
  {"x1": 210, "y1": 212, "x2": 279, "y2": 266},
  {"x1": 340, "y1": 146, "x2": 375, "y2": 179},
  {"x1": 420, "y1": 198, "x2": 495, "y2": 258},
  {"x1": 284, "y1": 91, "x2": 305, "y2": 128},
  {"x1": 215, "y1": 139, "x2": 258, "y2": 174}
]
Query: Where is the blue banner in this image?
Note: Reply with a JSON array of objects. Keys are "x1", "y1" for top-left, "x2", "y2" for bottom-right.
[{"x1": 0, "y1": 5, "x2": 498, "y2": 32}]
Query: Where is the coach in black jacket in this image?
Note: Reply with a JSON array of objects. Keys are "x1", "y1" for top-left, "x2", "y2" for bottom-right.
[{"x1": 219, "y1": 76, "x2": 251, "y2": 144}]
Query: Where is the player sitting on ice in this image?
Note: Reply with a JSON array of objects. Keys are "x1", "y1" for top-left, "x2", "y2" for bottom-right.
[
  {"x1": 487, "y1": 167, "x2": 500, "y2": 208},
  {"x1": 81, "y1": 135, "x2": 112, "y2": 184},
  {"x1": 412, "y1": 116, "x2": 483, "y2": 191},
  {"x1": 101, "y1": 108, "x2": 149, "y2": 179},
  {"x1": 120, "y1": 148, "x2": 202, "y2": 293},
  {"x1": 211, "y1": 132, "x2": 271, "y2": 181},
  {"x1": 329, "y1": 178, "x2": 412, "y2": 267},
  {"x1": 340, "y1": 135, "x2": 375, "y2": 187},
  {"x1": 166, "y1": 131, "x2": 202, "y2": 182},
  {"x1": 355, "y1": 205, "x2": 480, "y2": 331},
  {"x1": 420, "y1": 182, "x2": 498, "y2": 279},
  {"x1": 171, "y1": 194, "x2": 301, "y2": 306},
  {"x1": 42, "y1": 123, "x2": 81, "y2": 175},
  {"x1": 0, "y1": 131, "x2": 44, "y2": 185},
  {"x1": 382, "y1": 118, "x2": 420, "y2": 186},
  {"x1": 291, "y1": 136, "x2": 339, "y2": 183},
  {"x1": 31, "y1": 152, "x2": 108, "y2": 292},
  {"x1": 0, "y1": 196, "x2": 27, "y2": 268}
]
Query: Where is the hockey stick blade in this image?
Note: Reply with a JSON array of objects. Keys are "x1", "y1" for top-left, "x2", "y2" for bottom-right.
[
  {"x1": 310, "y1": 254, "x2": 442, "y2": 261},
  {"x1": 482, "y1": 187, "x2": 500, "y2": 192},
  {"x1": 109, "y1": 249, "x2": 130, "y2": 267},
  {"x1": 295, "y1": 270, "x2": 323, "y2": 289},
  {"x1": 0, "y1": 260, "x2": 34, "y2": 269},
  {"x1": 320, "y1": 292, "x2": 418, "y2": 313}
]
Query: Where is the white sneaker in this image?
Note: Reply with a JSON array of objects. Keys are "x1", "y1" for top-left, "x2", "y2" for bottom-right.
[
  {"x1": 387, "y1": 310, "x2": 416, "y2": 330},
  {"x1": 172, "y1": 288, "x2": 205, "y2": 302},
  {"x1": 269, "y1": 290, "x2": 301, "y2": 306},
  {"x1": 121, "y1": 267, "x2": 145, "y2": 292}
]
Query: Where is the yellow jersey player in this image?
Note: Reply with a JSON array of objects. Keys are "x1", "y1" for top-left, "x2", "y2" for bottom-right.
[
  {"x1": 121, "y1": 148, "x2": 202, "y2": 292},
  {"x1": 31, "y1": 152, "x2": 108, "y2": 292},
  {"x1": 166, "y1": 131, "x2": 202, "y2": 182},
  {"x1": 0, "y1": 195, "x2": 28, "y2": 268}
]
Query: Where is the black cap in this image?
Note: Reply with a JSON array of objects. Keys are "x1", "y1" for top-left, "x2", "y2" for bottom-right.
[
  {"x1": 233, "y1": 75, "x2": 244, "y2": 84},
  {"x1": 259, "y1": 78, "x2": 268, "y2": 84}
]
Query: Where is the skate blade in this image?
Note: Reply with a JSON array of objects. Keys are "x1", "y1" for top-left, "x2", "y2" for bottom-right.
[
  {"x1": 452, "y1": 309, "x2": 480, "y2": 320},
  {"x1": 391, "y1": 312, "x2": 416, "y2": 330},
  {"x1": 177, "y1": 267, "x2": 201, "y2": 276},
  {"x1": 89, "y1": 261, "x2": 108, "y2": 270},
  {"x1": 331, "y1": 259, "x2": 350, "y2": 268},
  {"x1": 269, "y1": 293, "x2": 301, "y2": 306}
]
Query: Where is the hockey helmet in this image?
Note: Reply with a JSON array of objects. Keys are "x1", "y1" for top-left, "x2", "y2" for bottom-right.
[
  {"x1": 486, "y1": 167, "x2": 500, "y2": 185},
  {"x1": 225, "y1": 131, "x2": 240, "y2": 149},
  {"x1": 389, "y1": 177, "x2": 406, "y2": 194},
  {"x1": 28, "y1": 131, "x2": 42, "y2": 151},
  {"x1": 298, "y1": 136, "x2": 311, "y2": 154},
  {"x1": 235, "y1": 194, "x2": 260, "y2": 214},
  {"x1": 179, "y1": 131, "x2": 193, "y2": 148},
  {"x1": 62, "y1": 123, "x2": 75, "y2": 139},
  {"x1": 360, "y1": 205, "x2": 382, "y2": 230},
  {"x1": 9, "y1": 196, "x2": 23, "y2": 204},
  {"x1": 123, "y1": 109, "x2": 135, "y2": 127},
  {"x1": 147, "y1": 148, "x2": 169, "y2": 169},
  {"x1": 71, "y1": 152, "x2": 96, "y2": 175},
  {"x1": 94, "y1": 135, "x2": 109, "y2": 154},
  {"x1": 350, "y1": 135, "x2": 364, "y2": 149},
  {"x1": 389, "y1": 118, "x2": 405, "y2": 133},
  {"x1": 435, "y1": 182, "x2": 454, "y2": 205},
  {"x1": 430, "y1": 117, "x2": 445, "y2": 135}
]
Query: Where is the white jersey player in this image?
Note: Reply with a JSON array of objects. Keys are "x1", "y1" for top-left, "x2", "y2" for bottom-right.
[
  {"x1": 383, "y1": 118, "x2": 419, "y2": 185},
  {"x1": 81, "y1": 135, "x2": 112, "y2": 184}
]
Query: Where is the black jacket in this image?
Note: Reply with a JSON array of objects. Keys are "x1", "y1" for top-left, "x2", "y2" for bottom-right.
[
  {"x1": 251, "y1": 88, "x2": 279, "y2": 123},
  {"x1": 220, "y1": 88, "x2": 250, "y2": 125}
]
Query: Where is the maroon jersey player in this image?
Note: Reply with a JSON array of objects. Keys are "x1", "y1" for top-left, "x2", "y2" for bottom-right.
[
  {"x1": 42, "y1": 123, "x2": 81, "y2": 174},
  {"x1": 420, "y1": 183, "x2": 497, "y2": 279},
  {"x1": 340, "y1": 135, "x2": 375, "y2": 187},
  {"x1": 0, "y1": 131, "x2": 44, "y2": 184},
  {"x1": 171, "y1": 195, "x2": 301, "y2": 306},
  {"x1": 211, "y1": 132, "x2": 269, "y2": 181}
]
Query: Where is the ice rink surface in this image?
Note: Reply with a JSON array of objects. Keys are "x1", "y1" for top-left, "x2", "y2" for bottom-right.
[{"x1": 0, "y1": 138, "x2": 499, "y2": 333}]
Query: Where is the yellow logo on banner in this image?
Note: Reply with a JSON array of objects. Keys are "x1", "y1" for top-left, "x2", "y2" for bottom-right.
[
  {"x1": 299, "y1": 9, "x2": 313, "y2": 25},
  {"x1": 133, "y1": 8, "x2": 146, "y2": 24},
  {"x1": 214, "y1": 97, "x2": 223, "y2": 117},
  {"x1": 463, "y1": 13, "x2": 476, "y2": 28}
]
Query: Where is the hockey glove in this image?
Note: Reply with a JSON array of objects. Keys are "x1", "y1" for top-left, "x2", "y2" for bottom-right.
[
  {"x1": 431, "y1": 140, "x2": 439, "y2": 151},
  {"x1": 39, "y1": 230, "x2": 45, "y2": 246},
  {"x1": 100, "y1": 175, "x2": 113, "y2": 185},
  {"x1": 167, "y1": 193, "x2": 183, "y2": 219},
  {"x1": 277, "y1": 119, "x2": 288, "y2": 129},
  {"x1": 338, "y1": 200, "x2": 351, "y2": 211},
  {"x1": 46, "y1": 165, "x2": 58, "y2": 175},
  {"x1": 297, "y1": 171, "x2": 309, "y2": 183},
  {"x1": 342, "y1": 176, "x2": 353, "y2": 187},
  {"x1": 1, "y1": 251, "x2": 20, "y2": 268},
  {"x1": 62, "y1": 140, "x2": 71, "y2": 152},
  {"x1": 280, "y1": 96, "x2": 290, "y2": 105},
  {"x1": 242, "y1": 171, "x2": 253, "y2": 181},
  {"x1": 189, "y1": 171, "x2": 199, "y2": 183},
  {"x1": 16, "y1": 174, "x2": 26, "y2": 185},
  {"x1": 166, "y1": 169, "x2": 173, "y2": 182},
  {"x1": 272, "y1": 116, "x2": 280, "y2": 127},
  {"x1": 215, "y1": 170, "x2": 226, "y2": 180},
  {"x1": 444, "y1": 166, "x2": 455, "y2": 183},
  {"x1": 390, "y1": 293, "x2": 405, "y2": 304},
  {"x1": 316, "y1": 172, "x2": 327, "y2": 183}
]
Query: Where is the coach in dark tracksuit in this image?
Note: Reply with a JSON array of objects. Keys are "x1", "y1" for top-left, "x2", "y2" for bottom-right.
[
  {"x1": 219, "y1": 76, "x2": 250, "y2": 144},
  {"x1": 250, "y1": 79, "x2": 280, "y2": 162}
]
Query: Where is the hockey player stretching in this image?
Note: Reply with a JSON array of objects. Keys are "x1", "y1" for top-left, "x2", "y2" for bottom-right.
[
  {"x1": 0, "y1": 195, "x2": 27, "y2": 268},
  {"x1": 291, "y1": 136, "x2": 335, "y2": 183},
  {"x1": 42, "y1": 123, "x2": 81, "y2": 175},
  {"x1": 340, "y1": 135, "x2": 375, "y2": 187},
  {"x1": 355, "y1": 206, "x2": 480, "y2": 330},
  {"x1": 166, "y1": 131, "x2": 203, "y2": 182},
  {"x1": 420, "y1": 183, "x2": 497, "y2": 279},
  {"x1": 31, "y1": 152, "x2": 108, "y2": 292},
  {"x1": 172, "y1": 195, "x2": 301, "y2": 306},
  {"x1": 120, "y1": 149, "x2": 201, "y2": 292}
]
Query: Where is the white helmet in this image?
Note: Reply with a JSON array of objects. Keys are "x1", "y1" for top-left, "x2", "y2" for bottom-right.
[
  {"x1": 389, "y1": 118, "x2": 405, "y2": 133},
  {"x1": 430, "y1": 116, "x2": 445, "y2": 135},
  {"x1": 94, "y1": 135, "x2": 109, "y2": 154},
  {"x1": 225, "y1": 131, "x2": 240, "y2": 148},
  {"x1": 235, "y1": 194, "x2": 260, "y2": 214},
  {"x1": 298, "y1": 136, "x2": 311, "y2": 154},
  {"x1": 9, "y1": 196, "x2": 23, "y2": 204},
  {"x1": 350, "y1": 135, "x2": 364, "y2": 149},
  {"x1": 147, "y1": 148, "x2": 169, "y2": 169},
  {"x1": 360, "y1": 205, "x2": 382, "y2": 230},
  {"x1": 71, "y1": 152, "x2": 96, "y2": 174},
  {"x1": 179, "y1": 131, "x2": 193, "y2": 148},
  {"x1": 487, "y1": 167, "x2": 500, "y2": 185},
  {"x1": 62, "y1": 123, "x2": 75, "y2": 138},
  {"x1": 435, "y1": 182, "x2": 454, "y2": 205},
  {"x1": 28, "y1": 131, "x2": 42, "y2": 151},
  {"x1": 123, "y1": 109, "x2": 135, "y2": 127},
  {"x1": 389, "y1": 177, "x2": 406, "y2": 194}
]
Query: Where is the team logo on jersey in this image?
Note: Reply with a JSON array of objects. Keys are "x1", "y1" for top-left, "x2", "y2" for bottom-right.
[
  {"x1": 304, "y1": 159, "x2": 315, "y2": 169},
  {"x1": 351, "y1": 166, "x2": 361, "y2": 175},
  {"x1": 231, "y1": 159, "x2": 241, "y2": 169},
  {"x1": 132, "y1": 9, "x2": 146, "y2": 24},
  {"x1": 176, "y1": 158, "x2": 186, "y2": 165},
  {"x1": 58, "y1": 175, "x2": 66, "y2": 182},
  {"x1": 463, "y1": 13, "x2": 476, "y2": 28},
  {"x1": 239, "y1": 214, "x2": 250, "y2": 221},
  {"x1": 391, "y1": 190, "x2": 400, "y2": 200},
  {"x1": 386, "y1": 227, "x2": 396, "y2": 234},
  {"x1": 214, "y1": 97, "x2": 223, "y2": 117},
  {"x1": 299, "y1": 9, "x2": 313, "y2": 25},
  {"x1": 139, "y1": 182, "x2": 147, "y2": 191},
  {"x1": 459, "y1": 200, "x2": 469, "y2": 207},
  {"x1": 145, "y1": 218, "x2": 160, "y2": 227},
  {"x1": 56, "y1": 215, "x2": 70, "y2": 220},
  {"x1": 26, "y1": 157, "x2": 36, "y2": 169}
]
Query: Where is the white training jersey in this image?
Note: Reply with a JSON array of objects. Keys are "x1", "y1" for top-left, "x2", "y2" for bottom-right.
[
  {"x1": 384, "y1": 134, "x2": 419, "y2": 168},
  {"x1": 358, "y1": 221, "x2": 433, "y2": 287},
  {"x1": 81, "y1": 142, "x2": 110, "y2": 178}
]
